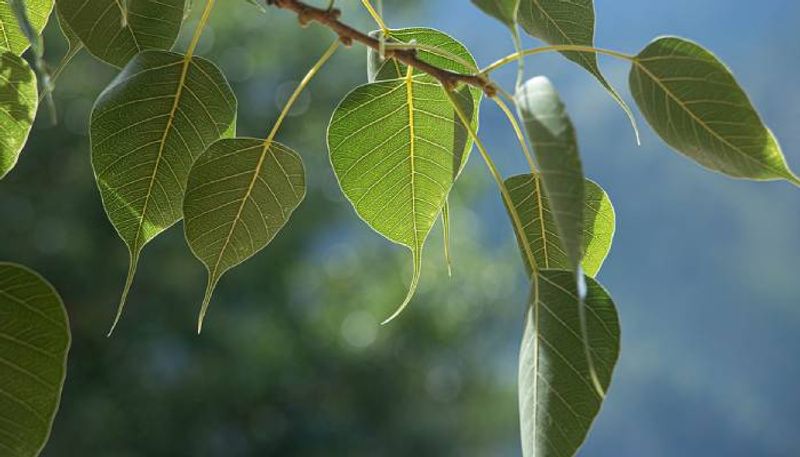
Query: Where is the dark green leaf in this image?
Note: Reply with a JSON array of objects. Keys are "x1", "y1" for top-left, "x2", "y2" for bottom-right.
[
  {"x1": 90, "y1": 50, "x2": 237, "y2": 332},
  {"x1": 515, "y1": 76, "x2": 584, "y2": 273},
  {"x1": 0, "y1": 51, "x2": 37, "y2": 179},
  {"x1": 58, "y1": 0, "x2": 185, "y2": 67},
  {"x1": 0, "y1": 0, "x2": 52, "y2": 55},
  {"x1": 183, "y1": 138, "x2": 305, "y2": 332},
  {"x1": 328, "y1": 73, "x2": 474, "y2": 322},
  {"x1": 0, "y1": 262, "x2": 70, "y2": 457},
  {"x1": 471, "y1": 0, "x2": 519, "y2": 30},
  {"x1": 630, "y1": 36, "x2": 799, "y2": 185},
  {"x1": 518, "y1": 0, "x2": 637, "y2": 137},
  {"x1": 506, "y1": 174, "x2": 615, "y2": 277},
  {"x1": 519, "y1": 269, "x2": 619, "y2": 457}
]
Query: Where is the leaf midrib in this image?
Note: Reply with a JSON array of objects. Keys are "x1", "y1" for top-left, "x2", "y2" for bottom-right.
[
  {"x1": 633, "y1": 58, "x2": 786, "y2": 176},
  {"x1": 131, "y1": 55, "x2": 192, "y2": 252}
]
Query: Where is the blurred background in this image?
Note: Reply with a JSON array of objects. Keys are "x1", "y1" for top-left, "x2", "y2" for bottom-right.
[{"x1": 1, "y1": 0, "x2": 798, "y2": 455}]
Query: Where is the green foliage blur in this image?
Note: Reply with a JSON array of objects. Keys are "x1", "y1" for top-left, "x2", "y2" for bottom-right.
[{"x1": 1, "y1": 2, "x2": 526, "y2": 455}]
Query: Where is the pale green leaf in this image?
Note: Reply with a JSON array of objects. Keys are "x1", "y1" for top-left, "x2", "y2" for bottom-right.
[
  {"x1": 183, "y1": 138, "x2": 305, "y2": 332},
  {"x1": 519, "y1": 269, "x2": 619, "y2": 457},
  {"x1": 328, "y1": 75, "x2": 474, "y2": 322},
  {"x1": 366, "y1": 27, "x2": 483, "y2": 141},
  {"x1": 90, "y1": 50, "x2": 236, "y2": 332},
  {"x1": 506, "y1": 174, "x2": 615, "y2": 277},
  {"x1": 471, "y1": 0, "x2": 519, "y2": 29},
  {"x1": 0, "y1": 51, "x2": 37, "y2": 179},
  {"x1": 515, "y1": 76, "x2": 584, "y2": 272},
  {"x1": 630, "y1": 36, "x2": 799, "y2": 185},
  {"x1": 58, "y1": 0, "x2": 185, "y2": 67},
  {"x1": 518, "y1": 0, "x2": 638, "y2": 139},
  {"x1": 367, "y1": 28, "x2": 482, "y2": 275},
  {"x1": 0, "y1": 262, "x2": 70, "y2": 457},
  {"x1": 0, "y1": 0, "x2": 52, "y2": 55}
]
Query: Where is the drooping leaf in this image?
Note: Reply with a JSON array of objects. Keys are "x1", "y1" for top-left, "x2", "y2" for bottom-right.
[
  {"x1": 183, "y1": 138, "x2": 305, "y2": 332},
  {"x1": 630, "y1": 36, "x2": 799, "y2": 185},
  {"x1": 0, "y1": 51, "x2": 37, "y2": 179},
  {"x1": 519, "y1": 269, "x2": 619, "y2": 457},
  {"x1": 90, "y1": 50, "x2": 236, "y2": 332},
  {"x1": 471, "y1": 0, "x2": 519, "y2": 29},
  {"x1": 58, "y1": 0, "x2": 185, "y2": 67},
  {"x1": 506, "y1": 174, "x2": 614, "y2": 277},
  {"x1": 0, "y1": 262, "x2": 70, "y2": 457},
  {"x1": 517, "y1": 0, "x2": 637, "y2": 138},
  {"x1": 0, "y1": 0, "x2": 53, "y2": 55},
  {"x1": 328, "y1": 72, "x2": 474, "y2": 323},
  {"x1": 515, "y1": 76, "x2": 584, "y2": 272}
]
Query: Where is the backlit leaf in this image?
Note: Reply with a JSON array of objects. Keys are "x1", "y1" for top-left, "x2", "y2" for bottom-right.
[
  {"x1": 506, "y1": 174, "x2": 615, "y2": 277},
  {"x1": 0, "y1": 51, "x2": 37, "y2": 179},
  {"x1": 519, "y1": 269, "x2": 619, "y2": 457},
  {"x1": 0, "y1": 262, "x2": 70, "y2": 457},
  {"x1": 58, "y1": 0, "x2": 185, "y2": 67},
  {"x1": 630, "y1": 36, "x2": 800, "y2": 185},
  {"x1": 366, "y1": 27, "x2": 482, "y2": 146},
  {"x1": 515, "y1": 76, "x2": 584, "y2": 272},
  {"x1": 90, "y1": 50, "x2": 236, "y2": 332},
  {"x1": 471, "y1": 0, "x2": 519, "y2": 29},
  {"x1": 328, "y1": 72, "x2": 474, "y2": 323},
  {"x1": 0, "y1": 0, "x2": 53, "y2": 55},
  {"x1": 518, "y1": 0, "x2": 637, "y2": 138},
  {"x1": 183, "y1": 138, "x2": 305, "y2": 332}
]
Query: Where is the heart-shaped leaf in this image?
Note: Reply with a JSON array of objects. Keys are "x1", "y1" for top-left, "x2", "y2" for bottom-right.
[
  {"x1": 630, "y1": 36, "x2": 799, "y2": 185},
  {"x1": 515, "y1": 76, "x2": 584, "y2": 273},
  {"x1": 0, "y1": 51, "x2": 37, "y2": 179},
  {"x1": 506, "y1": 174, "x2": 615, "y2": 277},
  {"x1": 328, "y1": 72, "x2": 474, "y2": 322},
  {"x1": 0, "y1": 0, "x2": 53, "y2": 55},
  {"x1": 183, "y1": 138, "x2": 305, "y2": 332},
  {"x1": 90, "y1": 50, "x2": 236, "y2": 332},
  {"x1": 519, "y1": 269, "x2": 619, "y2": 457},
  {"x1": 0, "y1": 262, "x2": 70, "y2": 457},
  {"x1": 471, "y1": 0, "x2": 520, "y2": 29},
  {"x1": 367, "y1": 28, "x2": 482, "y2": 275},
  {"x1": 518, "y1": 0, "x2": 637, "y2": 136},
  {"x1": 58, "y1": 0, "x2": 185, "y2": 67}
]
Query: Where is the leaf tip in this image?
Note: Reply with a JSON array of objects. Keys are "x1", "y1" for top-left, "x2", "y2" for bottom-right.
[
  {"x1": 107, "y1": 253, "x2": 139, "y2": 337},
  {"x1": 196, "y1": 275, "x2": 219, "y2": 335},
  {"x1": 381, "y1": 251, "x2": 423, "y2": 325}
]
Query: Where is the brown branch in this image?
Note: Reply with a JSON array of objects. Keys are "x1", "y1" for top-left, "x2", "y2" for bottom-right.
[{"x1": 265, "y1": 0, "x2": 496, "y2": 96}]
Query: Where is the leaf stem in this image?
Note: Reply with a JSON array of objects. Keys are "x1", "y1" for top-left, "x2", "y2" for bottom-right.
[
  {"x1": 264, "y1": 39, "x2": 340, "y2": 145},
  {"x1": 482, "y1": 44, "x2": 635, "y2": 75},
  {"x1": 360, "y1": 0, "x2": 389, "y2": 36},
  {"x1": 186, "y1": 0, "x2": 216, "y2": 59},
  {"x1": 443, "y1": 87, "x2": 540, "y2": 277},
  {"x1": 491, "y1": 95, "x2": 537, "y2": 174}
]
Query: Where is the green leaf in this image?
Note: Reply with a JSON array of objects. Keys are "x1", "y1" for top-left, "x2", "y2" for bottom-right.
[
  {"x1": 183, "y1": 138, "x2": 305, "y2": 332},
  {"x1": 328, "y1": 73, "x2": 474, "y2": 323},
  {"x1": 515, "y1": 76, "x2": 584, "y2": 272},
  {"x1": 90, "y1": 50, "x2": 236, "y2": 333},
  {"x1": 506, "y1": 174, "x2": 615, "y2": 277},
  {"x1": 58, "y1": 0, "x2": 185, "y2": 67},
  {"x1": 55, "y1": 4, "x2": 81, "y2": 52},
  {"x1": 519, "y1": 269, "x2": 619, "y2": 457},
  {"x1": 518, "y1": 0, "x2": 638, "y2": 139},
  {"x1": 0, "y1": 51, "x2": 37, "y2": 180},
  {"x1": 630, "y1": 36, "x2": 799, "y2": 185},
  {"x1": 470, "y1": 0, "x2": 520, "y2": 30},
  {"x1": 0, "y1": 0, "x2": 53, "y2": 55},
  {"x1": 0, "y1": 262, "x2": 70, "y2": 457},
  {"x1": 366, "y1": 27, "x2": 483, "y2": 136}
]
